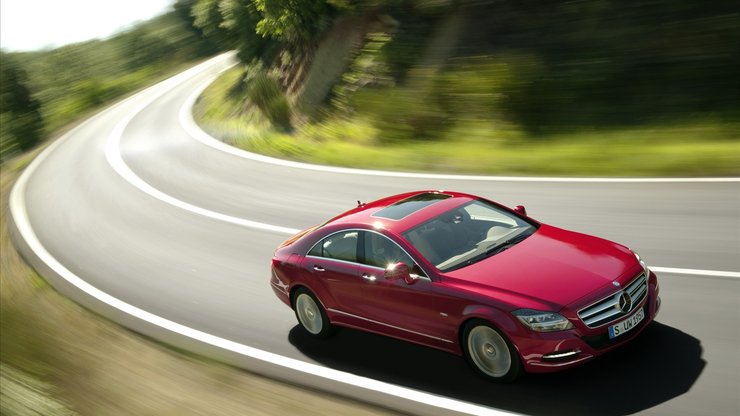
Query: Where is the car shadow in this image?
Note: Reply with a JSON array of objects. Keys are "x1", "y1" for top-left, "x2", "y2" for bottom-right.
[{"x1": 288, "y1": 322, "x2": 704, "y2": 415}]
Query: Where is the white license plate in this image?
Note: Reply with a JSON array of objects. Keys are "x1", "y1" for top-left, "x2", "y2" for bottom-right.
[{"x1": 608, "y1": 307, "x2": 645, "y2": 339}]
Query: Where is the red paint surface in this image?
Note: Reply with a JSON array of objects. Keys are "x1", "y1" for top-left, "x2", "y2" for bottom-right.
[{"x1": 270, "y1": 191, "x2": 660, "y2": 374}]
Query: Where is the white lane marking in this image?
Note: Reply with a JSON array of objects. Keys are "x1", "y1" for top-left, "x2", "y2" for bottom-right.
[
  {"x1": 85, "y1": 54, "x2": 514, "y2": 416},
  {"x1": 181, "y1": 78, "x2": 740, "y2": 183},
  {"x1": 104, "y1": 56, "x2": 298, "y2": 235},
  {"x1": 112, "y1": 56, "x2": 740, "y2": 282},
  {"x1": 10, "y1": 52, "x2": 740, "y2": 415},
  {"x1": 120, "y1": 96, "x2": 740, "y2": 280},
  {"x1": 12, "y1": 56, "x2": 518, "y2": 416},
  {"x1": 10, "y1": 182, "x2": 513, "y2": 416},
  {"x1": 14, "y1": 54, "x2": 739, "y2": 416},
  {"x1": 651, "y1": 267, "x2": 740, "y2": 279}
]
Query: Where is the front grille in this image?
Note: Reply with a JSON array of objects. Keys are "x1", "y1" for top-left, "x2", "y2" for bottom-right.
[
  {"x1": 578, "y1": 272, "x2": 648, "y2": 328},
  {"x1": 582, "y1": 306, "x2": 648, "y2": 349}
]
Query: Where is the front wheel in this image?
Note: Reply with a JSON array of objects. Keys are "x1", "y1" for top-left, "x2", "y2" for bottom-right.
[
  {"x1": 462, "y1": 320, "x2": 522, "y2": 382},
  {"x1": 292, "y1": 288, "x2": 335, "y2": 339}
]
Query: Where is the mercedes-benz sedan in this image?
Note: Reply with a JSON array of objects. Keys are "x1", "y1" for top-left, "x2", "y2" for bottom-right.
[{"x1": 270, "y1": 190, "x2": 660, "y2": 382}]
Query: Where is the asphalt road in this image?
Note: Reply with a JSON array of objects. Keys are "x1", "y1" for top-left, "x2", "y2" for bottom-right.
[{"x1": 10, "y1": 54, "x2": 740, "y2": 416}]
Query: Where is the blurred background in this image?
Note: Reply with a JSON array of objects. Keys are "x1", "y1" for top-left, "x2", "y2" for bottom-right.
[
  {"x1": 1, "y1": 1, "x2": 739, "y2": 415},
  {"x1": 2, "y1": 0, "x2": 740, "y2": 174}
]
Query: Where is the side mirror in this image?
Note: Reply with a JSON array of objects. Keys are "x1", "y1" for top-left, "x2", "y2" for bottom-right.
[
  {"x1": 384, "y1": 263, "x2": 416, "y2": 285},
  {"x1": 514, "y1": 205, "x2": 527, "y2": 216}
]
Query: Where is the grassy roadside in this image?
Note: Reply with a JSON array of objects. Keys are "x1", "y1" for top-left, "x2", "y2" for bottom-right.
[{"x1": 195, "y1": 67, "x2": 740, "y2": 177}]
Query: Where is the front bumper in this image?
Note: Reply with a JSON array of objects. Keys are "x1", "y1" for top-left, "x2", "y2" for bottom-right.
[{"x1": 514, "y1": 271, "x2": 660, "y2": 373}]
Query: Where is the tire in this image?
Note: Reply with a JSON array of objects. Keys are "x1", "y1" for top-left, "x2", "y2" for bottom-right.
[
  {"x1": 462, "y1": 319, "x2": 522, "y2": 382},
  {"x1": 292, "y1": 288, "x2": 335, "y2": 339}
]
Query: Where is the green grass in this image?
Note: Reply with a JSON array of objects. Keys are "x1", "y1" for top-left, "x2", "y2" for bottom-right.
[
  {"x1": 196, "y1": 67, "x2": 740, "y2": 177},
  {"x1": 1, "y1": 363, "x2": 75, "y2": 416}
]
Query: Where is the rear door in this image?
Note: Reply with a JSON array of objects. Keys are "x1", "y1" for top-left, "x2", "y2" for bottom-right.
[{"x1": 303, "y1": 230, "x2": 361, "y2": 315}]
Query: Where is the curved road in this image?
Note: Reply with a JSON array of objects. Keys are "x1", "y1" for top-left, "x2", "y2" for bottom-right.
[{"x1": 10, "y1": 54, "x2": 740, "y2": 416}]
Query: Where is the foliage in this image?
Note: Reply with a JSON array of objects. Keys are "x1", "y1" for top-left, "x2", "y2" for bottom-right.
[
  {"x1": 197, "y1": 66, "x2": 740, "y2": 176},
  {"x1": 191, "y1": 0, "x2": 233, "y2": 45},
  {"x1": 332, "y1": 32, "x2": 394, "y2": 114},
  {"x1": 191, "y1": 0, "x2": 345, "y2": 63},
  {"x1": 0, "y1": 53, "x2": 44, "y2": 161},
  {"x1": 0, "y1": 8, "x2": 216, "y2": 162},
  {"x1": 191, "y1": 0, "x2": 274, "y2": 64},
  {"x1": 352, "y1": 80, "x2": 446, "y2": 142},
  {"x1": 446, "y1": 0, "x2": 740, "y2": 129},
  {"x1": 331, "y1": 0, "x2": 740, "y2": 139},
  {"x1": 230, "y1": 0, "x2": 278, "y2": 62},
  {"x1": 188, "y1": 0, "x2": 740, "y2": 174},
  {"x1": 174, "y1": 0, "x2": 224, "y2": 55},
  {"x1": 0, "y1": 364, "x2": 76, "y2": 416},
  {"x1": 347, "y1": 55, "x2": 540, "y2": 142},
  {"x1": 245, "y1": 66, "x2": 292, "y2": 131},
  {"x1": 253, "y1": 0, "x2": 344, "y2": 44},
  {"x1": 190, "y1": 0, "x2": 740, "y2": 137}
]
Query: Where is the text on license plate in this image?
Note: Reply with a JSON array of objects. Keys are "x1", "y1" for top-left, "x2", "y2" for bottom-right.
[{"x1": 608, "y1": 308, "x2": 645, "y2": 339}]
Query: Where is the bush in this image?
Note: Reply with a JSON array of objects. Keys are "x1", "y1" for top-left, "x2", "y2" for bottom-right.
[
  {"x1": 349, "y1": 55, "x2": 541, "y2": 143},
  {"x1": 247, "y1": 72, "x2": 292, "y2": 131}
]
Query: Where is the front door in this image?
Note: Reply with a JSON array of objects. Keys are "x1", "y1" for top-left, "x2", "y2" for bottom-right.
[{"x1": 353, "y1": 231, "x2": 458, "y2": 349}]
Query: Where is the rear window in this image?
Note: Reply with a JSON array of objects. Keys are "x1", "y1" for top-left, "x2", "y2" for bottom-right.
[{"x1": 373, "y1": 192, "x2": 451, "y2": 221}]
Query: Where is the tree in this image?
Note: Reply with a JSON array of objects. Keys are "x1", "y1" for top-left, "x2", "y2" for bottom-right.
[
  {"x1": 191, "y1": 0, "x2": 272, "y2": 63},
  {"x1": 192, "y1": 0, "x2": 237, "y2": 48},
  {"x1": 174, "y1": 0, "x2": 223, "y2": 55},
  {"x1": 253, "y1": 0, "x2": 342, "y2": 44},
  {"x1": 1, "y1": 53, "x2": 44, "y2": 160}
]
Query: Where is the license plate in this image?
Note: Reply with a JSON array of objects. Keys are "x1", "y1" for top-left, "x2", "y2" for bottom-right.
[{"x1": 608, "y1": 307, "x2": 645, "y2": 339}]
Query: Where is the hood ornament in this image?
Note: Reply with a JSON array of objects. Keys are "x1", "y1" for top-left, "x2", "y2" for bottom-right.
[{"x1": 612, "y1": 281, "x2": 621, "y2": 287}]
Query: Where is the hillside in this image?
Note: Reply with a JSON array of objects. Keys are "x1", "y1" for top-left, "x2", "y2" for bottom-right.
[
  {"x1": 1, "y1": 5, "x2": 218, "y2": 161},
  {"x1": 191, "y1": 0, "x2": 740, "y2": 176}
]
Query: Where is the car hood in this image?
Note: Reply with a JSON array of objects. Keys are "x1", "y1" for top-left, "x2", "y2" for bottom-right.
[{"x1": 443, "y1": 224, "x2": 640, "y2": 310}]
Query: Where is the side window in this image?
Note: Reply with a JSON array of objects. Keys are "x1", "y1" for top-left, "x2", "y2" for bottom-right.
[
  {"x1": 363, "y1": 232, "x2": 426, "y2": 277},
  {"x1": 308, "y1": 241, "x2": 323, "y2": 257},
  {"x1": 308, "y1": 231, "x2": 358, "y2": 263}
]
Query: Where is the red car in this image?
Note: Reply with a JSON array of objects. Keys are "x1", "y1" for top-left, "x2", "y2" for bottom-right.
[{"x1": 270, "y1": 191, "x2": 660, "y2": 382}]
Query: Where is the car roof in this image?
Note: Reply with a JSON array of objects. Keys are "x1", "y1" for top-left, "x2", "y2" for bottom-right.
[{"x1": 324, "y1": 190, "x2": 476, "y2": 234}]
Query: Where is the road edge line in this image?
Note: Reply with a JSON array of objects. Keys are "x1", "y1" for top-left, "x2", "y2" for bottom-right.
[
  {"x1": 182, "y1": 70, "x2": 740, "y2": 183},
  {"x1": 651, "y1": 267, "x2": 740, "y2": 279},
  {"x1": 9, "y1": 55, "x2": 519, "y2": 416}
]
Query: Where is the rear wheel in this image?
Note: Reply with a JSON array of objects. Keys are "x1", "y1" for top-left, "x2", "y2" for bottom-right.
[
  {"x1": 292, "y1": 288, "x2": 335, "y2": 339},
  {"x1": 462, "y1": 320, "x2": 522, "y2": 382}
]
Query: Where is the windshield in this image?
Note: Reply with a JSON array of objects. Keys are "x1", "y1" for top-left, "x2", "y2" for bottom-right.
[{"x1": 402, "y1": 200, "x2": 537, "y2": 272}]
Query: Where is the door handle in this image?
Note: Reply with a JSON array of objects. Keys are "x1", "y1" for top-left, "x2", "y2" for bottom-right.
[
  {"x1": 313, "y1": 265, "x2": 326, "y2": 272},
  {"x1": 361, "y1": 273, "x2": 376, "y2": 282}
]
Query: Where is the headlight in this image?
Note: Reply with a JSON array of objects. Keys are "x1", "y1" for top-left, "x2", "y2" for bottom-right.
[
  {"x1": 633, "y1": 251, "x2": 649, "y2": 276},
  {"x1": 513, "y1": 309, "x2": 574, "y2": 332}
]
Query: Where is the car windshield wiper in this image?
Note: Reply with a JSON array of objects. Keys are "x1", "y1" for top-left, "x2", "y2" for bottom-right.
[
  {"x1": 484, "y1": 233, "x2": 532, "y2": 257},
  {"x1": 444, "y1": 232, "x2": 533, "y2": 272}
]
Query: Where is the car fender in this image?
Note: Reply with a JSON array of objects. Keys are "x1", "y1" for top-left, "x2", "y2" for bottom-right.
[
  {"x1": 288, "y1": 280, "x2": 329, "y2": 310},
  {"x1": 456, "y1": 305, "x2": 525, "y2": 358},
  {"x1": 460, "y1": 304, "x2": 521, "y2": 337}
]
